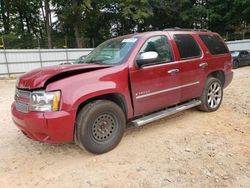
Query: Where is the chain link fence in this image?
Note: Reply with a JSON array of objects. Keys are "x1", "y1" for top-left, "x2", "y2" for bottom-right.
[{"x1": 0, "y1": 48, "x2": 93, "y2": 76}]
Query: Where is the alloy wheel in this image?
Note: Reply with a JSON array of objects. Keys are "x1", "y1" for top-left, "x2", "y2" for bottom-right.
[{"x1": 207, "y1": 82, "x2": 222, "y2": 109}]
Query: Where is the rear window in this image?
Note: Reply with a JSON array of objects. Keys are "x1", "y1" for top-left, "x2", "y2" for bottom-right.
[
  {"x1": 199, "y1": 34, "x2": 228, "y2": 55},
  {"x1": 174, "y1": 34, "x2": 201, "y2": 59}
]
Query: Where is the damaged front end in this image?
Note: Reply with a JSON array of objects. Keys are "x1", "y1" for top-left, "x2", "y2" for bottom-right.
[{"x1": 16, "y1": 64, "x2": 112, "y2": 90}]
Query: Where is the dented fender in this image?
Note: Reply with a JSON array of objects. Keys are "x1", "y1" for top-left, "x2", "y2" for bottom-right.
[{"x1": 45, "y1": 64, "x2": 134, "y2": 119}]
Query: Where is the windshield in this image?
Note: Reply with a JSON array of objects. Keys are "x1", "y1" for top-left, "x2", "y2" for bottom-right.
[
  {"x1": 83, "y1": 37, "x2": 139, "y2": 65},
  {"x1": 231, "y1": 51, "x2": 240, "y2": 57}
]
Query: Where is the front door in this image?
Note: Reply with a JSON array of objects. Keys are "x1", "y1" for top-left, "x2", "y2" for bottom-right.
[
  {"x1": 129, "y1": 35, "x2": 182, "y2": 116},
  {"x1": 240, "y1": 51, "x2": 250, "y2": 66}
]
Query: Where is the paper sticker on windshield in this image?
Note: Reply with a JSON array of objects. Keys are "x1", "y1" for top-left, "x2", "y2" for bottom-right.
[{"x1": 122, "y1": 38, "x2": 138, "y2": 43}]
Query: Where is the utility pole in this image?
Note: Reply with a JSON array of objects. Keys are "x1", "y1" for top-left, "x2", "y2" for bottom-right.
[{"x1": 1, "y1": 36, "x2": 10, "y2": 77}]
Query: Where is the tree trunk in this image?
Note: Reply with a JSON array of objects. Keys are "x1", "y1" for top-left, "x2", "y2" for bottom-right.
[
  {"x1": 25, "y1": 14, "x2": 31, "y2": 34},
  {"x1": 74, "y1": 24, "x2": 83, "y2": 48},
  {"x1": 44, "y1": 0, "x2": 52, "y2": 48},
  {"x1": 18, "y1": 11, "x2": 25, "y2": 34},
  {"x1": 72, "y1": 0, "x2": 83, "y2": 48},
  {"x1": 39, "y1": 0, "x2": 45, "y2": 38}
]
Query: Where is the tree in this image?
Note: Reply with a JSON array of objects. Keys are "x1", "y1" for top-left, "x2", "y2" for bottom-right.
[
  {"x1": 205, "y1": 0, "x2": 250, "y2": 39},
  {"x1": 44, "y1": 0, "x2": 53, "y2": 48},
  {"x1": 0, "y1": 0, "x2": 11, "y2": 33},
  {"x1": 1, "y1": 0, "x2": 250, "y2": 49},
  {"x1": 233, "y1": 0, "x2": 250, "y2": 39},
  {"x1": 0, "y1": 0, "x2": 44, "y2": 48},
  {"x1": 141, "y1": 0, "x2": 195, "y2": 30},
  {"x1": 52, "y1": 0, "x2": 91, "y2": 48}
]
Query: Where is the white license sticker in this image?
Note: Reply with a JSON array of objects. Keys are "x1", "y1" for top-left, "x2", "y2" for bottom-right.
[{"x1": 122, "y1": 38, "x2": 138, "y2": 43}]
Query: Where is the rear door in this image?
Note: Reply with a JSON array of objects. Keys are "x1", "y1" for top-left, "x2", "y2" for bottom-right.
[
  {"x1": 129, "y1": 35, "x2": 182, "y2": 116},
  {"x1": 198, "y1": 33, "x2": 231, "y2": 75},
  {"x1": 169, "y1": 33, "x2": 206, "y2": 102}
]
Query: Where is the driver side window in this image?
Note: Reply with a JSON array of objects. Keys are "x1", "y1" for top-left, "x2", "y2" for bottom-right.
[
  {"x1": 139, "y1": 35, "x2": 173, "y2": 63},
  {"x1": 241, "y1": 51, "x2": 249, "y2": 56}
]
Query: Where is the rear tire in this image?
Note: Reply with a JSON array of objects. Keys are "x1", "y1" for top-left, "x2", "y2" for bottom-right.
[
  {"x1": 75, "y1": 100, "x2": 125, "y2": 154},
  {"x1": 198, "y1": 77, "x2": 223, "y2": 112}
]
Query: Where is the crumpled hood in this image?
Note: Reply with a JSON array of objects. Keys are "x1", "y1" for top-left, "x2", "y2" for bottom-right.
[{"x1": 16, "y1": 64, "x2": 111, "y2": 90}]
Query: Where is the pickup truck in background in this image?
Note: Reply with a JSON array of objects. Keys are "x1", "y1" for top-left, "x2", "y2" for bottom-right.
[{"x1": 11, "y1": 29, "x2": 233, "y2": 154}]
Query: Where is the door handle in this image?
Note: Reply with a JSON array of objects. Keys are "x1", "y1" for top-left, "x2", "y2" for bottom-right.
[
  {"x1": 168, "y1": 69, "x2": 179, "y2": 74},
  {"x1": 199, "y1": 62, "x2": 208, "y2": 68}
]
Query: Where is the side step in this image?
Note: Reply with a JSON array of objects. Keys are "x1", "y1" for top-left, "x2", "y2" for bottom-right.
[{"x1": 131, "y1": 100, "x2": 201, "y2": 127}]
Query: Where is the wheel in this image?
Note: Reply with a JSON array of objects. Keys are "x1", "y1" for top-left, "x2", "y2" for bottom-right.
[
  {"x1": 198, "y1": 77, "x2": 223, "y2": 112},
  {"x1": 75, "y1": 100, "x2": 126, "y2": 154},
  {"x1": 233, "y1": 60, "x2": 239, "y2": 69}
]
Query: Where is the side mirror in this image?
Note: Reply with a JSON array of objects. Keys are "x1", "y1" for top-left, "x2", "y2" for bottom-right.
[{"x1": 136, "y1": 51, "x2": 159, "y2": 67}]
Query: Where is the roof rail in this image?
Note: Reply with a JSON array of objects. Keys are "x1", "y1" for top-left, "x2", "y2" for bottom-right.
[{"x1": 163, "y1": 28, "x2": 210, "y2": 32}]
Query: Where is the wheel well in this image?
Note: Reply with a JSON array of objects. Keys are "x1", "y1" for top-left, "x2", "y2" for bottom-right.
[
  {"x1": 208, "y1": 71, "x2": 225, "y2": 86},
  {"x1": 76, "y1": 93, "x2": 128, "y2": 119}
]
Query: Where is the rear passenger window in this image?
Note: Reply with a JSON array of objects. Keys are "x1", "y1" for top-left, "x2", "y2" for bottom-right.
[
  {"x1": 174, "y1": 34, "x2": 201, "y2": 59},
  {"x1": 199, "y1": 34, "x2": 229, "y2": 55}
]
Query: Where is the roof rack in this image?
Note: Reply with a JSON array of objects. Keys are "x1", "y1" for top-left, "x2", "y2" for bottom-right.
[{"x1": 163, "y1": 27, "x2": 210, "y2": 32}]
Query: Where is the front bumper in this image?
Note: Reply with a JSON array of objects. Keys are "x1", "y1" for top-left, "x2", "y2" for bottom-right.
[{"x1": 11, "y1": 102, "x2": 75, "y2": 143}]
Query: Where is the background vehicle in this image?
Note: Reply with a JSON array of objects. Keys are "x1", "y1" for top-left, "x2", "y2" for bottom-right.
[
  {"x1": 12, "y1": 29, "x2": 233, "y2": 154},
  {"x1": 231, "y1": 50, "x2": 250, "y2": 69}
]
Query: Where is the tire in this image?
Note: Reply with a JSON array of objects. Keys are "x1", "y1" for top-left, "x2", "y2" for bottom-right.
[
  {"x1": 198, "y1": 77, "x2": 223, "y2": 112},
  {"x1": 75, "y1": 100, "x2": 126, "y2": 154},
  {"x1": 233, "y1": 60, "x2": 239, "y2": 69}
]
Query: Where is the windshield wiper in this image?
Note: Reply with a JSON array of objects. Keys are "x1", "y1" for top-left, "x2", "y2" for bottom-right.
[{"x1": 84, "y1": 60, "x2": 104, "y2": 64}]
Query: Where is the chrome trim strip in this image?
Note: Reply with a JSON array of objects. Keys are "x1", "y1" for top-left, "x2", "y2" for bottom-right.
[{"x1": 136, "y1": 81, "x2": 200, "y2": 99}]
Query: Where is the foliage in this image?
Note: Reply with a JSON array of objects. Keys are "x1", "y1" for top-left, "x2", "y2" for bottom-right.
[{"x1": 0, "y1": 0, "x2": 250, "y2": 48}]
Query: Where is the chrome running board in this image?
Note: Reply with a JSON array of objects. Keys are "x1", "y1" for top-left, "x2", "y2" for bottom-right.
[{"x1": 131, "y1": 100, "x2": 201, "y2": 127}]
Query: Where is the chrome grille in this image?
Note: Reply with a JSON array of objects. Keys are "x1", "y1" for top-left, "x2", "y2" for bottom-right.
[
  {"x1": 16, "y1": 101, "x2": 29, "y2": 113},
  {"x1": 16, "y1": 89, "x2": 31, "y2": 99},
  {"x1": 15, "y1": 89, "x2": 31, "y2": 113}
]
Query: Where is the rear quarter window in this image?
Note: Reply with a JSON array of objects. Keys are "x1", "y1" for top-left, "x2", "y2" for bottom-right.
[
  {"x1": 199, "y1": 34, "x2": 229, "y2": 55},
  {"x1": 174, "y1": 34, "x2": 201, "y2": 60}
]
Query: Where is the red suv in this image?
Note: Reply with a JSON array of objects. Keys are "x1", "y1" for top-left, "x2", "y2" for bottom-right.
[{"x1": 11, "y1": 29, "x2": 233, "y2": 154}]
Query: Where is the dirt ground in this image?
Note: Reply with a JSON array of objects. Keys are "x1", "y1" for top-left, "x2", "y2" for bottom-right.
[{"x1": 0, "y1": 67, "x2": 249, "y2": 188}]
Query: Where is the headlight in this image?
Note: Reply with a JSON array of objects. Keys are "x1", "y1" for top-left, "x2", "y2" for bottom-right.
[{"x1": 29, "y1": 91, "x2": 61, "y2": 112}]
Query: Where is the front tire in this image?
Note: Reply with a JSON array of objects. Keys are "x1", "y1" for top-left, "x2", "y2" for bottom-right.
[
  {"x1": 198, "y1": 77, "x2": 223, "y2": 112},
  {"x1": 75, "y1": 100, "x2": 125, "y2": 154},
  {"x1": 233, "y1": 60, "x2": 239, "y2": 69}
]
